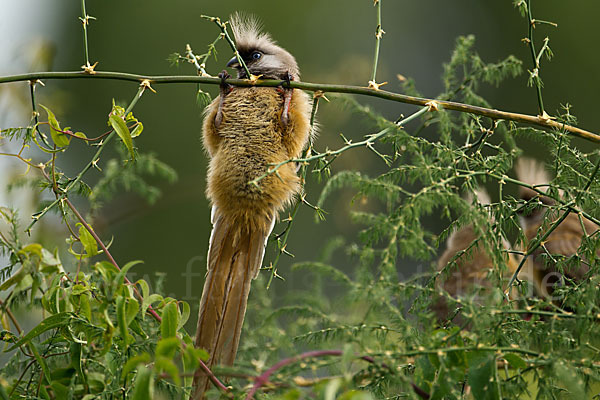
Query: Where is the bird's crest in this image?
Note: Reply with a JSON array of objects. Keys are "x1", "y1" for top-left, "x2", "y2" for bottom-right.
[
  {"x1": 515, "y1": 158, "x2": 551, "y2": 188},
  {"x1": 515, "y1": 157, "x2": 561, "y2": 203},
  {"x1": 465, "y1": 188, "x2": 491, "y2": 206},
  {"x1": 230, "y1": 13, "x2": 276, "y2": 52}
]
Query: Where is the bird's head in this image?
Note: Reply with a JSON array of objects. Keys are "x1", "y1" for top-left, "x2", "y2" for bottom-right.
[{"x1": 227, "y1": 13, "x2": 299, "y2": 81}]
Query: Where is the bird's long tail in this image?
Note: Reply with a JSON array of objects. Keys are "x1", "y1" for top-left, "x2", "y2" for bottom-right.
[{"x1": 191, "y1": 208, "x2": 272, "y2": 399}]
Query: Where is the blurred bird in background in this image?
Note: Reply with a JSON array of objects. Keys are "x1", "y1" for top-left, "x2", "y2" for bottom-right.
[
  {"x1": 515, "y1": 158, "x2": 599, "y2": 299},
  {"x1": 191, "y1": 13, "x2": 312, "y2": 398},
  {"x1": 433, "y1": 189, "x2": 521, "y2": 323}
]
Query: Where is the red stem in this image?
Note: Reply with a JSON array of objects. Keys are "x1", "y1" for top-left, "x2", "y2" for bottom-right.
[
  {"x1": 39, "y1": 121, "x2": 117, "y2": 142},
  {"x1": 64, "y1": 197, "x2": 163, "y2": 322},
  {"x1": 245, "y1": 350, "x2": 384, "y2": 400}
]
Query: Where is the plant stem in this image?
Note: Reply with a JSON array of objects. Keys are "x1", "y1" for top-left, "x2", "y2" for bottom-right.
[
  {"x1": 0, "y1": 298, "x2": 23, "y2": 334},
  {"x1": 265, "y1": 94, "x2": 322, "y2": 289},
  {"x1": 526, "y1": 0, "x2": 545, "y2": 115},
  {"x1": 370, "y1": 0, "x2": 383, "y2": 84},
  {"x1": 245, "y1": 349, "x2": 380, "y2": 400},
  {"x1": 28, "y1": 80, "x2": 52, "y2": 148},
  {"x1": 201, "y1": 15, "x2": 252, "y2": 79},
  {"x1": 1, "y1": 70, "x2": 597, "y2": 142},
  {"x1": 80, "y1": 0, "x2": 91, "y2": 67}
]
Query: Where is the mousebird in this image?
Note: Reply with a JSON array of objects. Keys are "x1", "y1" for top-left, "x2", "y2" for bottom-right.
[
  {"x1": 191, "y1": 13, "x2": 311, "y2": 398},
  {"x1": 433, "y1": 189, "x2": 522, "y2": 322},
  {"x1": 515, "y1": 158, "x2": 599, "y2": 299}
]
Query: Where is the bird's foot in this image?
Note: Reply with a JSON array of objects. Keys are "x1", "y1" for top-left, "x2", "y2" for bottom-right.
[
  {"x1": 215, "y1": 70, "x2": 233, "y2": 129},
  {"x1": 278, "y1": 72, "x2": 294, "y2": 127}
]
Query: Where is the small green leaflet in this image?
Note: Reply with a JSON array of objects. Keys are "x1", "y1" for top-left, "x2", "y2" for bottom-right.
[
  {"x1": 40, "y1": 104, "x2": 71, "y2": 147},
  {"x1": 8, "y1": 312, "x2": 74, "y2": 351},
  {"x1": 109, "y1": 114, "x2": 135, "y2": 160}
]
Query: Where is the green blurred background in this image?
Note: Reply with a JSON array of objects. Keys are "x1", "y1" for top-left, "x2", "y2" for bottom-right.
[{"x1": 1, "y1": 1, "x2": 598, "y2": 313}]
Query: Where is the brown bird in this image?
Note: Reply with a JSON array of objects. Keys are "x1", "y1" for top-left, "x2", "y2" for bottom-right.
[
  {"x1": 434, "y1": 189, "x2": 521, "y2": 322},
  {"x1": 191, "y1": 14, "x2": 312, "y2": 398},
  {"x1": 515, "y1": 158, "x2": 599, "y2": 298}
]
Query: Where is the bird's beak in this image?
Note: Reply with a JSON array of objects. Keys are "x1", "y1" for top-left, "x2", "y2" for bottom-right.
[{"x1": 226, "y1": 56, "x2": 240, "y2": 68}]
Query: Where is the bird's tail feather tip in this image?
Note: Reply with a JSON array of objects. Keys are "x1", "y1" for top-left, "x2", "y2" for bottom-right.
[{"x1": 191, "y1": 216, "x2": 271, "y2": 398}]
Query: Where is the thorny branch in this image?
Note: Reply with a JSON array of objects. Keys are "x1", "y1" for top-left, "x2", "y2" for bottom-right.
[{"x1": 1, "y1": 71, "x2": 597, "y2": 143}]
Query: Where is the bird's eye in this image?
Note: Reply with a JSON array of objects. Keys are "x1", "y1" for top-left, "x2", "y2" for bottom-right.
[{"x1": 251, "y1": 51, "x2": 262, "y2": 60}]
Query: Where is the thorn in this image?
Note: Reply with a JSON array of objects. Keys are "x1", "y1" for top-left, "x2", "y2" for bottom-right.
[
  {"x1": 538, "y1": 111, "x2": 555, "y2": 122},
  {"x1": 140, "y1": 79, "x2": 157, "y2": 93},
  {"x1": 368, "y1": 80, "x2": 388, "y2": 90},
  {"x1": 280, "y1": 244, "x2": 294, "y2": 258},
  {"x1": 425, "y1": 100, "x2": 440, "y2": 112},
  {"x1": 81, "y1": 61, "x2": 99, "y2": 75},
  {"x1": 274, "y1": 170, "x2": 285, "y2": 184},
  {"x1": 249, "y1": 74, "x2": 263, "y2": 84},
  {"x1": 29, "y1": 79, "x2": 45, "y2": 87},
  {"x1": 91, "y1": 158, "x2": 102, "y2": 171},
  {"x1": 313, "y1": 90, "x2": 329, "y2": 102},
  {"x1": 274, "y1": 270, "x2": 285, "y2": 281}
]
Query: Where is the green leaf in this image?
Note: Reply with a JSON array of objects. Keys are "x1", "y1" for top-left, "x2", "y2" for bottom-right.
[
  {"x1": 121, "y1": 353, "x2": 151, "y2": 379},
  {"x1": 554, "y1": 360, "x2": 585, "y2": 399},
  {"x1": 182, "y1": 344, "x2": 209, "y2": 376},
  {"x1": 49, "y1": 382, "x2": 69, "y2": 399},
  {"x1": 40, "y1": 104, "x2": 71, "y2": 147},
  {"x1": 141, "y1": 294, "x2": 162, "y2": 320},
  {"x1": 131, "y1": 122, "x2": 143, "y2": 138},
  {"x1": 503, "y1": 353, "x2": 527, "y2": 370},
  {"x1": 0, "y1": 383, "x2": 9, "y2": 400},
  {"x1": 467, "y1": 352, "x2": 500, "y2": 400},
  {"x1": 8, "y1": 312, "x2": 74, "y2": 351},
  {"x1": 156, "y1": 337, "x2": 180, "y2": 359},
  {"x1": 137, "y1": 279, "x2": 150, "y2": 299},
  {"x1": 160, "y1": 301, "x2": 179, "y2": 338},
  {"x1": 155, "y1": 356, "x2": 181, "y2": 385},
  {"x1": 77, "y1": 223, "x2": 98, "y2": 258},
  {"x1": 125, "y1": 297, "x2": 139, "y2": 326},
  {"x1": 280, "y1": 389, "x2": 301, "y2": 400},
  {"x1": 324, "y1": 378, "x2": 342, "y2": 400},
  {"x1": 79, "y1": 292, "x2": 92, "y2": 321},
  {"x1": 19, "y1": 243, "x2": 43, "y2": 257},
  {"x1": 116, "y1": 295, "x2": 132, "y2": 348},
  {"x1": 71, "y1": 284, "x2": 88, "y2": 296},
  {"x1": 109, "y1": 114, "x2": 135, "y2": 160},
  {"x1": 114, "y1": 260, "x2": 142, "y2": 287},
  {"x1": 0, "y1": 265, "x2": 26, "y2": 291},
  {"x1": 40, "y1": 248, "x2": 62, "y2": 270},
  {"x1": 131, "y1": 366, "x2": 154, "y2": 400},
  {"x1": 70, "y1": 341, "x2": 88, "y2": 387},
  {"x1": 338, "y1": 390, "x2": 373, "y2": 400},
  {"x1": 92, "y1": 261, "x2": 119, "y2": 282},
  {"x1": 177, "y1": 301, "x2": 190, "y2": 331}
]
